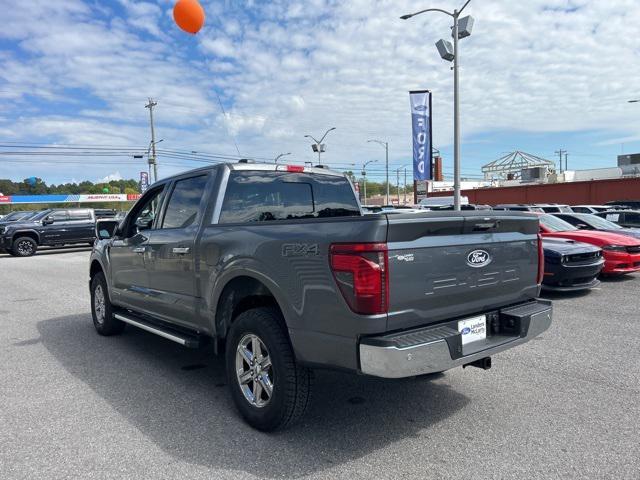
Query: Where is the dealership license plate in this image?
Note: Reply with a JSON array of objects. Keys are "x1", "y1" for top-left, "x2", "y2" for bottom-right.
[{"x1": 458, "y1": 315, "x2": 487, "y2": 345}]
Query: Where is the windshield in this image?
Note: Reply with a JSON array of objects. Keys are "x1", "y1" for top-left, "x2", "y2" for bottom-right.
[
  {"x1": 540, "y1": 214, "x2": 578, "y2": 232},
  {"x1": 576, "y1": 213, "x2": 623, "y2": 230},
  {"x1": 30, "y1": 210, "x2": 53, "y2": 221}
]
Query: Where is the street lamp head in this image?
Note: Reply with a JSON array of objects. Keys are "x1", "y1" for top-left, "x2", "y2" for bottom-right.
[
  {"x1": 629, "y1": 100, "x2": 640, "y2": 103},
  {"x1": 455, "y1": 15, "x2": 474, "y2": 39},
  {"x1": 400, "y1": 14, "x2": 413, "y2": 20},
  {"x1": 436, "y1": 39, "x2": 455, "y2": 62}
]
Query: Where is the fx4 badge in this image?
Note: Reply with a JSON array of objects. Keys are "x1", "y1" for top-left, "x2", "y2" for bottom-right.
[
  {"x1": 282, "y1": 243, "x2": 319, "y2": 257},
  {"x1": 467, "y1": 249, "x2": 491, "y2": 268}
]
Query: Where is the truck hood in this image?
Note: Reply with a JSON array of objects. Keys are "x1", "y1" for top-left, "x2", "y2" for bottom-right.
[{"x1": 0, "y1": 220, "x2": 41, "y2": 230}]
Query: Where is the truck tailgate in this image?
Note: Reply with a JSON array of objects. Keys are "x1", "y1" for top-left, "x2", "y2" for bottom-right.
[{"x1": 385, "y1": 212, "x2": 540, "y2": 331}]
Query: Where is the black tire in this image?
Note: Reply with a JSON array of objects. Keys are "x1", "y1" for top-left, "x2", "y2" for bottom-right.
[
  {"x1": 90, "y1": 272, "x2": 126, "y2": 336},
  {"x1": 12, "y1": 236, "x2": 38, "y2": 257},
  {"x1": 225, "y1": 307, "x2": 312, "y2": 431}
]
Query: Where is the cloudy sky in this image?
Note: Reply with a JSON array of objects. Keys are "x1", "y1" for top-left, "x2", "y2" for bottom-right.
[{"x1": 1, "y1": 0, "x2": 640, "y2": 184}]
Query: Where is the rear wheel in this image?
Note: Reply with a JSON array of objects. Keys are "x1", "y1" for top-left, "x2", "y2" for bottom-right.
[
  {"x1": 90, "y1": 272, "x2": 125, "y2": 336},
  {"x1": 225, "y1": 307, "x2": 312, "y2": 431},
  {"x1": 12, "y1": 237, "x2": 37, "y2": 257}
]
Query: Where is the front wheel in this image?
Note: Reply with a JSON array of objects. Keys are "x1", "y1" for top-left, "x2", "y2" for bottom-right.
[
  {"x1": 225, "y1": 307, "x2": 312, "y2": 431},
  {"x1": 12, "y1": 237, "x2": 38, "y2": 257},
  {"x1": 90, "y1": 272, "x2": 125, "y2": 336}
]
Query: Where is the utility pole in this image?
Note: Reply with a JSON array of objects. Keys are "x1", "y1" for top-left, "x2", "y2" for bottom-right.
[
  {"x1": 555, "y1": 149, "x2": 567, "y2": 174},
  {"x1": 564, "y1": 153, "x2": 569, "y2": 172},
  {"x1": 394, "y1": 165, "x2": 407, "y2": 205},
  {"x1": 145, "y1": 98, "x2": 158, "y2": 182},
  {"x1": 404, "y1": 168, "x2": 407, "y2": 205}
]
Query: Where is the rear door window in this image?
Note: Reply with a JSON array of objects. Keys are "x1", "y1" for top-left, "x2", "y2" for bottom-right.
[
  {"x1": 49, "y1": 211, "x2": 69, "y2": 222},
  {"x1": 219, "y1": 171, "x2": 360, "y2": 224},
  {"x1": 68, "y1": 210, "x2": 92, "y2": 220},
  {"x1": 161, "y1": 175, "x2": 208, "y2": 229}
]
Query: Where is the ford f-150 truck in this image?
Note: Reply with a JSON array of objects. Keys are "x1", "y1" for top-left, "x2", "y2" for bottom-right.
[{"x1": 89, "y1": 163, "x2": 552, "y2": 431}]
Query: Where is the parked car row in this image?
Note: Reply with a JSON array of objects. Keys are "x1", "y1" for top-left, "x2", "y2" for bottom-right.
[{"x1": 0, "y1": 207, "x2": 125, "y2": 257}]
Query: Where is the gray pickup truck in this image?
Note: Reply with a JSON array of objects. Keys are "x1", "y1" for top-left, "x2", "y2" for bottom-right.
[{"x1": 89, "y1": 162, "x2": 552, "y2": 431}]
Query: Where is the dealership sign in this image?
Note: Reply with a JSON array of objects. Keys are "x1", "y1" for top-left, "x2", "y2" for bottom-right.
[
  {"x1": 410, "y1": 90, "x2": 433, "y2": 182},
  {"x1": 0, "y1": 194, "x2": 141, "y2": 204}
]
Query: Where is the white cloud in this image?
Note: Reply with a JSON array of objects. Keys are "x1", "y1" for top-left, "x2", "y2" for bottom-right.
[{"x1": 96, "y1": 171, "x2": 124, "y2": 183}]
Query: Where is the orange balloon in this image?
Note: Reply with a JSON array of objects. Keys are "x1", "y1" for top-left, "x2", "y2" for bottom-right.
[{"x1": 173, "y1": 0, "x2": 205, "y2": 35}]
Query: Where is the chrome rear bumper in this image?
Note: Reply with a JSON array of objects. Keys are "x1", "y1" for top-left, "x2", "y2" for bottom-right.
[{"x1": 359, "y1": 300, "x2": 552, "y2": 379}]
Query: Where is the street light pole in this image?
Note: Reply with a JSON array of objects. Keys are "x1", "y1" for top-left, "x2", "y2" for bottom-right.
[
  {"x1": 274, "y1": 152, "x2": 291, "y2": 163},
  {"x1": 401, "y1": 0, "x2": 473, "y2": 211},
  {"x1": 368, "y1": 140, "x2": 389, "y2": 204},
  {"x1": 452, "y1": 12, "x2": 461, "y2": 211},
  {"x1": 304, "y1": 127, "x2": 336, "y2": 166},
  {"x1": 362, "y1": 159, "x2": 377, "y2": 205}
]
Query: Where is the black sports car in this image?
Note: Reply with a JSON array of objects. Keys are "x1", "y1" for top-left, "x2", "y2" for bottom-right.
[{"x1": 542, "y1": 238, "x2": 604, "y2": 292}]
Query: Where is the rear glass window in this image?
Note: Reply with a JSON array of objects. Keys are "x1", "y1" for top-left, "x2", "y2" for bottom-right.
[{"x1": 219, "y1": 171, "x2": 360, "y2": 224}]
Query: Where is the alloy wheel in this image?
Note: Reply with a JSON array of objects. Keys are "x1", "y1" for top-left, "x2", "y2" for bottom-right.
[{"x1": 235, "y1": 333, "x2": 274, "y2": 408}]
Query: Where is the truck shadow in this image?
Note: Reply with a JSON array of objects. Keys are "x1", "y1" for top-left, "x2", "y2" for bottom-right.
[{"x1": 37, "y1": 314, "x2": 469, "y2": 479}]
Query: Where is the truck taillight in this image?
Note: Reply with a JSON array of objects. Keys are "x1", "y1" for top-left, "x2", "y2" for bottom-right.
[
  {"x1": 330, "y1": 243, "x2": 388, "y2": 315},
  {"x1": 537, "y1": 234, "x2": 544, "y2": 285}
]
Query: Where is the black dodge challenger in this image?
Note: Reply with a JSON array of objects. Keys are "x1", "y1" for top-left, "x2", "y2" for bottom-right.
[{"x1": 542, "y1": 238, "x2": 604, "y2": 292}]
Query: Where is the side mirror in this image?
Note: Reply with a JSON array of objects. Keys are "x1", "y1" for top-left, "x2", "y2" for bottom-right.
[
  {"x1": 96, "y1": 220, "x2": 120, "y2": 240},
  {"x1": 43, "y1": 217, "x2": 54, "y2": 225}
]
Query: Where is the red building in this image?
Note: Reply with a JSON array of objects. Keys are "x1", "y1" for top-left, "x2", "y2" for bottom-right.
[{"x1": 430, "y1": 177, "x2": 640, "y2": 205}]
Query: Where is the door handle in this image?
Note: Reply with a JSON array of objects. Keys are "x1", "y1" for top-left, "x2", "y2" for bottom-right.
[
  {"x1": 133, "y1": 247, "x2": 146, "y2": 254},
  {"x1": 172, "y1": 247, "x2": 190, "y2": 255}
]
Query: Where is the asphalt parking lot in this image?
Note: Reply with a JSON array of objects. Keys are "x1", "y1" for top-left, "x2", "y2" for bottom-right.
[{"x1": 1, "y1": 248, "x2": 639, "y2": 480}]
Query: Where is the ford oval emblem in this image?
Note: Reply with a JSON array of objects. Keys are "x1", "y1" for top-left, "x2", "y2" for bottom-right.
[
  {"x1": 467, "y1": 249, "x2": 491, "y2": 268},
  {"x1": 461, "y1": 327, "x2": 471, "y2": 335}
]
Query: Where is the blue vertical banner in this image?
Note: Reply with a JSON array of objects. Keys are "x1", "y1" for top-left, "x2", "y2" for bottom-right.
[{"x1": 410, "y1": 90, "x2": 433, "y2": 181}]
